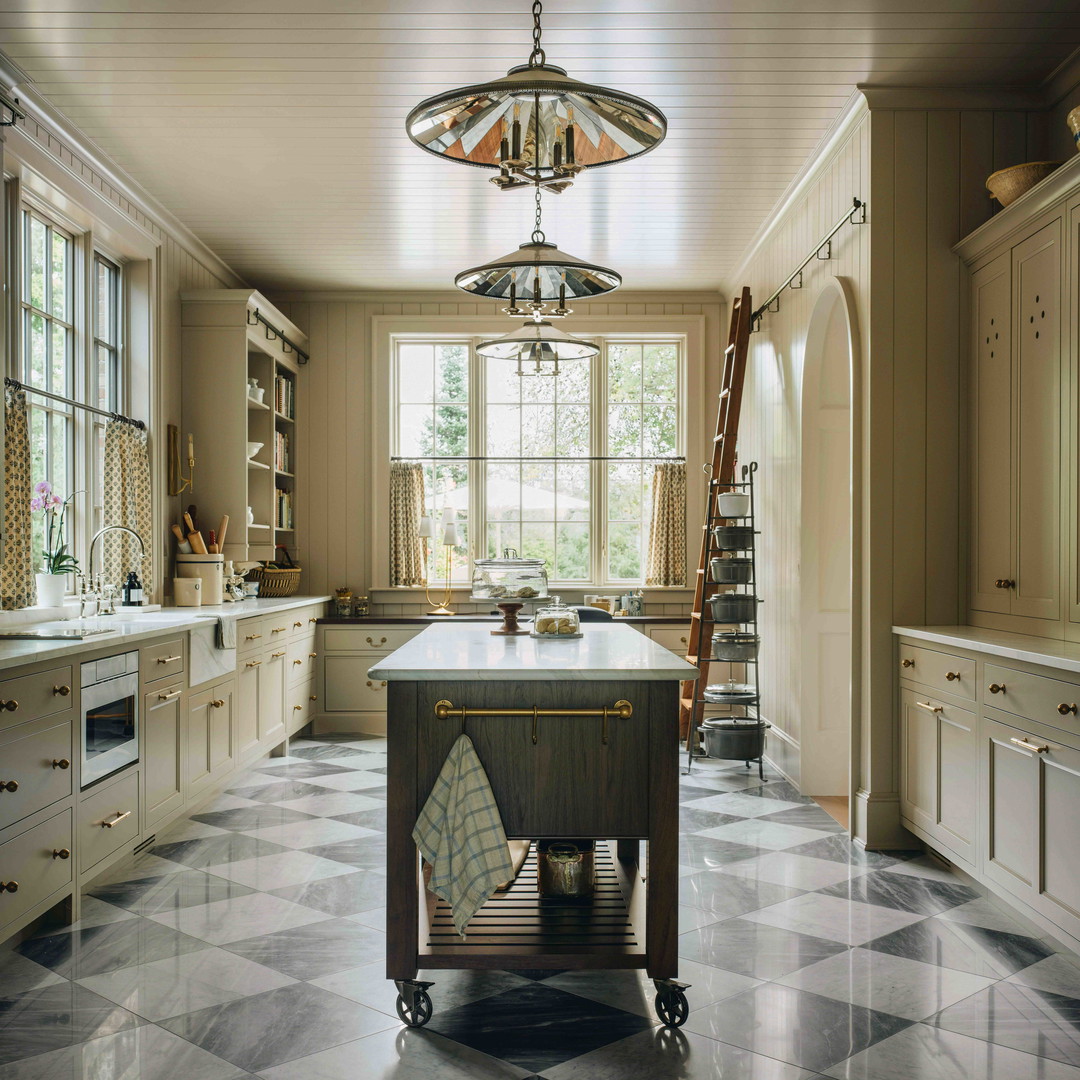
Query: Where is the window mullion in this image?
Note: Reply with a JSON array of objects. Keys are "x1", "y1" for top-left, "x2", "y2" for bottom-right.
[
  {"x1": 469, "y1": 339, "x2": 484, "y2": 571},
  {"x1": 593, "y1": 336, "x2": 607, "y2": 587}
]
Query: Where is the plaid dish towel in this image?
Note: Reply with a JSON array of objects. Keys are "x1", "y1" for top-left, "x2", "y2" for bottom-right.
[{"x1": 412, "y1": 733, "x2": 513, "y2": 938}]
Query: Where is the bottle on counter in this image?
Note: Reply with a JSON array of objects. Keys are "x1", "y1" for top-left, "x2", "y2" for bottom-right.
[{"x1": 122, "y1": 570, "x2": 143, "y2": 607}]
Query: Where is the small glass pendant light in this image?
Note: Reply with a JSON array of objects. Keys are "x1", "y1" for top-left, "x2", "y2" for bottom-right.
[
  {"x1": 476, "y1": 319, "x2": 598, "y2": 377},
  {"x1": 405, "y1": 0, "x2": 666, "y2": 193}
]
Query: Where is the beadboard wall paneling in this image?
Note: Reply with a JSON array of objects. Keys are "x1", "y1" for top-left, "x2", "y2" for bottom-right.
[{"x1": 275, "y1": 294, "x2": 724, "y2": 607}]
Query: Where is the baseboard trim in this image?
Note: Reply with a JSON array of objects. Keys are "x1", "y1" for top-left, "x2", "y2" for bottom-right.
[{"x1": 853, "y1": 788, "x2": 913, "y2": 850}]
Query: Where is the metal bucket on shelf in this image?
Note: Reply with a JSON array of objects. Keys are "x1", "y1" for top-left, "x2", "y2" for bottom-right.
[{"x1": 537, "y1": 840, "x2": 595, "y2": 899}]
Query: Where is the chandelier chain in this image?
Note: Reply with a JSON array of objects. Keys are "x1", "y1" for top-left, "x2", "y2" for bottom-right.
[
  {"x1": 531, "y1": 185, "x2": 545, "y2": 244},
  {"x1": 528, "y1": 0, "x2": 546, "y2": 67}
]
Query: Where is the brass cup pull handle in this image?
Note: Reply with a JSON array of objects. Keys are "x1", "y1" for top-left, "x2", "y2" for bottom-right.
[
  {"x1": 0, "y1": 881, "x2": 18, "y2": 893},
  {"x1": 915, "y1": 701, "x2": 943, "y2": 713},
  {"x1": 211, "y1": 699, "x2": 224, "y2": 708},
  {"x1": 244, "y1": 634, "x2": 262, "y2": 641},
  {"x1": 0, "y1": 781, "x2": 17, "y2": 792},
  {"x1": 1010, "y1": 737, "x2": 1049, "y2": 754},
  {"x1": 366, "y1": 680, "x2": 387, "y2": 689},
  {"x1": 53, "y1": 684, "x2": 71, "y2": 697},
  {"x1": 989, "y1": 683, "x2": 1006, "y2": 694},
  {"x1": 101, "y1": 810, "x2": 132, "y2": 829},
  {"x1": 366, "y1": 636, "x2": 387, "y2": 646},
  {"x1": 157, "y1": 690, "x2": 182, "y2": 702},
  {"x1": 0, "y1": 700, "x2": 18, "y2": 712},
  {"x1": 901, "y1": 658, "x2": 915, "y2": 668},
  {"x1": 156, "y1": 655, "x2": 182, "y2": 665},
  {"x1": 271, "y1": 650, "x2": 286, "y2": 658},
  {"x1": 1058, "y1": 703, "x2": 1078, "y2": 716},
  {"x1": 52, "y1": 848, "x2": 70, "y2": 860},
  {"x1": 945, "y1": 672, "x2": 961, "y2": 681},
  {"x1": 51, "y1": 759, "x2": 70, "y2": 770}
]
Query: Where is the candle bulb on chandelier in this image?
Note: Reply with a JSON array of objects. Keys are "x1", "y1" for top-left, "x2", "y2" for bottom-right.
[
  {"x1": 559, "y1": 271, "x2": 567, "y2": 310},
  {"x1": 511, "y1": 103, "x2": 522, "y2": 160},
  {"x1": 499, "y1": 118, "x2": 509, "y2": 164},
  {"x1": 553, "y1": 123, "x2": 563, "y2": 168},
  {"x1": 565, "y1": 106, "x2": 576, "y2": 164}
]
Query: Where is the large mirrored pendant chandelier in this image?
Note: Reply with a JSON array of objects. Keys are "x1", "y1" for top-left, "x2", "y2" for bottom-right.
[
  {"x1": 477, "y1": 319, "x2": 597, "y2": 378},
  {"x1": 456, "y1": 189, "x2": 620, "y2": 320},
  {"x1": 405, "y1": 0, "x2": 667, "y2": 193}
]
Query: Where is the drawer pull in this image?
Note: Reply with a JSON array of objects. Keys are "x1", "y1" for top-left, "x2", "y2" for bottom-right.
[
  {"x1": 309, "y1": 617, "x2": 317, "y2": 624},
  {"x1": 366, "y1": 680, "x2": 387, "y2": 689},
  {"x1": 245, "y1": 660, "x2": 262, "y2": 668},
  {"x1": 901, "y1": 658, "x2": 915, "y2": 668},
  {"x1": 366, "y1": 636, "x2": 387, "y2": 646},
  {"x1": 293, "y1": 704, "x2": 303, "y2": 711},
  {"x1": 293, "y1": 659, "x2": 303, "y2": 666},
  {"x1": 51, "y1": 848, "x2": 70, "y2": 860},
  {"x1": 1010, "y1": 737, "x2": 1049, "y2": 754},
  {"x1": 0, "y1": 781, "x2": 17, "y2": 792},
  {"x1": 945, "y1": 672, "x2": 961, "y2": 681},
  {"x1": 293, "y1": 621, "x2": 303, "y2": 629},
  {"x1": 51, "y1": 759, "x2": 70, "y2": 770},
  {"x1": 271, "y1": 650, "x2": 286, "y2": 659},
  {"x1": 245, "y1": 633, "x2": 262, "y2": 641},
  {"x1": 0, "y1": 700, "x2": 18, "y2": 712},
  {"x1": 0, "y1": 881, "x2": 18, "y2": 893},
  {"x1": 1058, "y1": 703, "x2": 1078, "y2": 716},
  {"x1": 271, "y1": 626, "x2": 287, "y2": 634},
  {"x1": 309, "y1": 652, "x2": 317, "y2": 658},
  {"x1": 156, "y1": 655, "x2": 182, "y2": 665},
  {"x1": 53, "y1": 684, "x2": 71, "y2": 697},
  {"x1": 211, "y1": 699, "x2": 225, "y2": 708},
  {"x1": 101, "y1": 809, "x2": 132, "y2": 829},
  {"x1": 157, "y1": 690, "x2": 182, "y2": 702},
  {"x1": 989, "y1": 683, "x2": 1006, "y2": 694},
  {"x1": 915, "y1": 701, "x2": 943, "y2": 713},
  {"x1": 309, "y1": 694, "x2": 317, "y2": 702},
  {"x1": 995, "y1": 579, "x2": 1016, "y2": 589}
]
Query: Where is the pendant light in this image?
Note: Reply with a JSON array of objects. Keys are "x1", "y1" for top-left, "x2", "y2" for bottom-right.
[
  {"x1": 406, "y1": 0, "x2": 667, "y2": 193},
  {"x1": 477, "y1": 319, "x2": 598, "y2": 378},
  {"x1": 455, "y1": 188, "x2": 620, "y2": 318}
]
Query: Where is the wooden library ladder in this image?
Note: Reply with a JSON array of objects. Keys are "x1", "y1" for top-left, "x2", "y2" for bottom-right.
[{"x1": 679, "y1": 285, "x2": 754, "y2": 745}]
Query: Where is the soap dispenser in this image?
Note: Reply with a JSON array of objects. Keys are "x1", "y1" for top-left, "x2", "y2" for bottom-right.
[{"x1": 122, "y1": 570, "x2": 143, "y2": 607}]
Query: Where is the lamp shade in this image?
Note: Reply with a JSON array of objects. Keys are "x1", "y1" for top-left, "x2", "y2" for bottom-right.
[
  {"x1": 455, "y1": 240, "x2": 620, "y2": 302},
  {"x1": 442, "y1": 522, "x2": 461, "y2": 547},
  {"x1": 477, "y1": 320, "x2": 598, "y2": 376},
  {"x1": 418, "y1": 515, "x2": 433, "y2": 539}
]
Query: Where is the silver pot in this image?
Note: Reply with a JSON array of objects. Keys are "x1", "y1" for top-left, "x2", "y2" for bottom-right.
[
  {"x1": 710, "y1": 557, "x2": 752, "y2": 584},
  {"x1": 703, "y1": 682, "x2": 758, "y2": 704},
  {"x1": 537, "y1": 841, "x2": 595, "y2": 899},
  {"x1": 712, "y1": 525, "x2": 755, "y2": 551},
  {"x1": 711, "y1": 631, "x2": 759, "y2": 661},
  {"x1": 700, "y1": 719, "x2": 768, "y2": 761},
  {"x1": 708, "y1": 593, "x2": 758, "y2": 623}
]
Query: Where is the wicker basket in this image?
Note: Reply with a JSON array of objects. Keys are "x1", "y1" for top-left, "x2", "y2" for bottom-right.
[
  {"x1": 246, "y1": 564, "x2": 301, "y2": 597},
  {"x1": 986, "y1": 161, "x2": 1064, "y2": 207}
]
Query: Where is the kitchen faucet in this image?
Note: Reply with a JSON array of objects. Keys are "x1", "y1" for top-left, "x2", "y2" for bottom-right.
[{"x1": 88, "y1": 526, "x2": 146, "y2": 613}]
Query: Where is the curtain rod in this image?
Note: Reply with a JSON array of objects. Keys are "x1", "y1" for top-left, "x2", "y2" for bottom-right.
[
  {"x1": 246, "y1": 308, "x2": 309, "y2": 365},
  {"x1": 392, "y1": 455, "x2": 685, "y2": 463},
  {"x1": 751, "y1": 197, "x2": 866, "y2": 330},
  {"x1": 4, "y1": 377, "x2": 146, "y2": 430}
]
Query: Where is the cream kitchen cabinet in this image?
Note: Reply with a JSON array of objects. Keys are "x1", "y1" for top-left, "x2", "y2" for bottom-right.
[
  {"x1": 186, "y1": 678, "x2": 235, "y2": 794},
  {"x1": 143, "y1": 681, "x2": 183, "y2": 830}
]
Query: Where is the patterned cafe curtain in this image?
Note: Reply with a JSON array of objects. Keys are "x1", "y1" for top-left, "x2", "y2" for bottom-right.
[
  {"x1": 102, "y1": 420, "x2": 153, "y2": 593},
  {"x1": 645, "y1": 462, "x2": 687, "y2": 587},
  {"x1": 1, "y1": 386, "x2": 35, "y2": 609},
  {"x1": 389, "y1": 461, "x2": 427, "y2": 587}
]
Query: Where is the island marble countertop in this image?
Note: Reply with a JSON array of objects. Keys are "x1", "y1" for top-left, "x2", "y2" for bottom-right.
[
  {"x1": 368, "y1": 622, "x2": 700, "y2": 682},
  {"x1": 0, "y1": 595, "x2": 331, "y2": 674}
]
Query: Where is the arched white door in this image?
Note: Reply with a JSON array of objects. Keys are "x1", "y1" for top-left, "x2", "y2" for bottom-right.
[{"x1": 800, "y1": 278, "x2": 858, "y2": 797}]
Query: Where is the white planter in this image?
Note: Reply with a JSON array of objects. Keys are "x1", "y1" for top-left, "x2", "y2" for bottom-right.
[
  {"x1": 717, "y1": 491, "x2": 751, "y2": 518},
  {"x1": 35, "y1": 572, "x2": 68, "y2": 607}
]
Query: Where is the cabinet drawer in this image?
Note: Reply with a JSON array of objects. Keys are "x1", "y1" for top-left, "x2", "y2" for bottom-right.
[
  {"x1": 237, "y1": 617, "x2": 266, "y2": 654},
  {"x1": 0, "y1": 809, "x2": 73, "y2": 934},
  {"x1": 0, "y1": 719, "x2": 73, "y2": 831},
  {"x1": 262, "y1": 615, "x2": 294, "y2": 647},
  {"x1": 898, "y1": 645, "x2": 975, "y2": 700},
  {"x1": 0, "y1": 665, "x2": 74, "y2": 732},
  {"x1": 79, "y1": 772, "x2": 139, "y2": 871},
  {"x1": 287, "y1": 636, "x2": 318, "y2": 686},
  {"x1": 288, "y1": 682, "x2": 317, "y2": 735},
  {"x1": 287, "y1": 608, "x2": 322, "y2": 636},
  {"x1": 984, "y1": 662, "x2": 1080, "y2": 733},
  {"x1": 649, "y1": 628, "x2": 691, "y2": 655},
  {"x1": 324, "y1": 655, "x2": 388, "y2": 712},
  {"x1": 322, "y1": 627, "x2": 419, "y2": 653},
  {"x1": 140, "y1": 637, "x2": 185, "y2": 682}
]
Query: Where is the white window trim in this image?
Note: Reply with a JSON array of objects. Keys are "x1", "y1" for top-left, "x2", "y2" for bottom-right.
[{"x1": 371, "y1": 313, "x2": 707, "y2": 595}]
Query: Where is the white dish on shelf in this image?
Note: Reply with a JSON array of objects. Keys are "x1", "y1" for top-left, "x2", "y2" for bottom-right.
[{"x1": 246, "y1": 441, "x2": 263, "y2": 459}]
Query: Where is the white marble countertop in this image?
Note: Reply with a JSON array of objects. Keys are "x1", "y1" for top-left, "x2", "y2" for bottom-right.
[
  {"x1": 0, "y1": 595, "x2": 331, "y2": 674},
  {"x1": 368, "y1": 622, "x2": 701, "y2": 681},
  {"x1": 893, "y1": 624, "x2": 1080, "y2": 675}
]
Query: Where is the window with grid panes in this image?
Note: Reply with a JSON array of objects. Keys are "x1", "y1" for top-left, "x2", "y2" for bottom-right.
[{"x1": 391, "y1": 336, "x2": 684, "y2": 587}]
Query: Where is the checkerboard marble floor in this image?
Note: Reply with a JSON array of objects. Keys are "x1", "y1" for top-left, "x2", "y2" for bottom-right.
[{"x1": 4, "y1": 734, "x2": 1080, "y2": 1078}]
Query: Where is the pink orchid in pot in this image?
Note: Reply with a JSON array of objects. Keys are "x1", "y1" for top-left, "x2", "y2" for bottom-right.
[{"x1": 31, "y1": 481, "x2": 82, "y2": 606}]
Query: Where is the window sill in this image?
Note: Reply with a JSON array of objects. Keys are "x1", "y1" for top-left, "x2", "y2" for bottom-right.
[{"x1": 370, "y1": 586, "x2": 694, "y2": 601}]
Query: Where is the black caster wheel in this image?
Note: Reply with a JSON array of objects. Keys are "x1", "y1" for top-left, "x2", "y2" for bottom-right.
[
  {"x1": 396, "y1": 989, "x2": 433, "y2": 1028},
  {"x1": 655, "y1": 990, "x2": 689, "y2": 1027}
]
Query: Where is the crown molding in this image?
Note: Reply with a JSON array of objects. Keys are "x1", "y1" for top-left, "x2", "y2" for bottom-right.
[
  {"x1": 1042, "y1": 44, "x2": 1080, "y2": 108},
  {"x1": 267, "y1": 288, "x2": 725, "y2": 306},
  {"x1": 857, "y1": 84, "x2": 1044, "y2": 112},
  {"x1": 0, "y1": 49, "x2": 245, "y2": 288}
]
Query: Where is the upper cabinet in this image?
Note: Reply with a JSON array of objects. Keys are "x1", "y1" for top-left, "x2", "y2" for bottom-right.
[{"x1": 958, "y1": 158, "x2": 1076, "y2": 639}]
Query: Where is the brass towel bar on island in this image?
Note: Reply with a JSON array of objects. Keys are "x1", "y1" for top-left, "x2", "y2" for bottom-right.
[{"x1": 433, "y1": 699, "x2": 632, "y2": 745}]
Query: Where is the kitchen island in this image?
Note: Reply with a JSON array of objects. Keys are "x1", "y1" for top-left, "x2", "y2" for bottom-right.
[{"x1": 369, "y1": 622, "x2": 699, "y2": 1027}]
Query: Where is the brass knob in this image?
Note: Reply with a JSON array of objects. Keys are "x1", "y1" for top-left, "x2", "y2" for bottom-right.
[
  {"x1": 211, "y1": 699, "x2": 224, "y2": 708},
  {"x1": 366, "y1": 680, "x2": 387, "y2": 689},
  {"x1": 366, "y1": 636, "x2": 387, "y2": 646},
  {"x1": 0, "y1": 700, "x2": 18, "y2": 712},
  {"x1": 52, "y1": 848, "x2": 70, "y2": 860},
  {"x1": 309, "y1": 652, "x2": 317, "y2": 659},
  {"x1": 309, "y1": 617, "x2": 317, "y2": 623},
  {"x1": 989, "y1": 683, "x2": 1006, "y2": 694},
  {"x1": 293, "y1": 659, "x2": 302, "y2": 666},
  {"x1": 293, "y1": 621, "x2": 303, "y2": 628},
  {"x1": 53, "y1": 684, "x2": 71, "y2": 697},
  {"x1": 946, "y1": 672, "x2": 961, "y2": 681},
  {"x1": 0, "y1": 781, "x2": 17, "y2": 792},
  {"x1": 995, "y1": 579, "x2": 1016, "y2": 589},
  {"x1": 901, "y1": 658, "x2": 915, "y2": 668},
  {"x1": 51, "y1": 759, "x2": 70, "y2": 770},
  {"x1": 293, "y1": 704, "x2": 303, "y2": 711},
  {"x1": 0, "y1": 881, "x2": 18, "y2": 893},
  {"x1": 1058, "y1": 703, "x2": 1078, "y2": 716},
  {"x1": 309, "y1": 694, "x2": 317, "y2": 702}
]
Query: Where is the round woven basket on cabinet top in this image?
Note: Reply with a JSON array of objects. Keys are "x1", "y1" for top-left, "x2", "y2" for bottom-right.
[{"x1": 986, "y1": 161, "x2": 1065, "y2": 207}]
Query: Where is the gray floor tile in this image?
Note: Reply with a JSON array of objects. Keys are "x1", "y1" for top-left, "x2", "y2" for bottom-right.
[
  {"x1": 148, "y1": 891, "x2": 330, "y2": 946},
  {"x1": 723, "y1": 852, "x2": 869, "y2": 891},
  {"x1": 680, "y1": 869, "x2": 804, "y2": 917},
  {"x1": 149, "y1": 834, "x2": 287, "y2": 869},
  {"x1": 246, "y1": 818, "x2": 380, "y2": 850},
  {"x1": 190, "y1": 805, "x2": 319, "y2": 831},
  {"x1": 228, "y1": 779, "x2": 335, "y2": 803},
  {"x1": 202, "y1": 850, "x2": 356, "y2": 890},
  {"x1": 683, "y1": 791, "x2": 809, "y2": 818},
  {"x1": 677, "y1": 834, "x2": 763, "y2": 871},
  {"x1": 743, "y1": 893, "x2": 925, "y2": 947},
  {"x1": 935, "y1": 896, "x2": 1045, "y2": 937},
  {"x1": 0, "y1": 951, "x2": 64, "y2": 997},
  {"x1": 697, "y1": 819, "x2": 832, "y2": 851},
  {"x1": 270, "y1": 868, "x2": 386, "y2": 916},
  {"x1": 683, "y1": 982, "x2": 913, "y2": 1073},
  {"x1": 784, "y1": 836, "x2": 909, "y2": 870},
  {"x1": 295, "y1": 769, "x2": 390, "y2": 792},
  {"x1": 817, "y1": 870, "x2": 980, "y2": 916},
  {"x1": 679, "y1": 918, "x2": 849, "y2": 980},
  {"x1": 254, "y1": 761, "x2": 358, "y2": 779},
  {"x1": 328, "y1": 807, "x2": 387, "y2": 831},
  {"x1": 1009, "y1": 954, "x2": 1080, "y2": 998},
  {"x1": 303, "y1": 835, "x2": 386, "y2": 869},
  {"x1": 756, "y1": 806, "x2": 846, "y2": 832},
  {"x1": 158, "y1": 981, "x2": 392, "y2": 1073},
  {"x1": 87, "y1": 868, "x2": 255, "y2": 916},
  {"x1": 222, "y1": 917, "x2": 384, "y2": 980},
  {"x1": 680, "y1": 805, "x2": 746, "y2": 831}
]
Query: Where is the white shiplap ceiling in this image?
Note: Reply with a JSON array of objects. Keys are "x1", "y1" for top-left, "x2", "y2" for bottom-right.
[{"x1": 1, "y1": 2, "x2": 1079, "y2": 293}]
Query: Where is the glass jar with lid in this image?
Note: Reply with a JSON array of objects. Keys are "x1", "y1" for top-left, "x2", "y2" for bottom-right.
[
  {"x1": 470, "y1": 550, "x2": 549, "y2": 601},
  {"x1": 532, "y1": 595, "x2": 581, "y2": 638}
]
